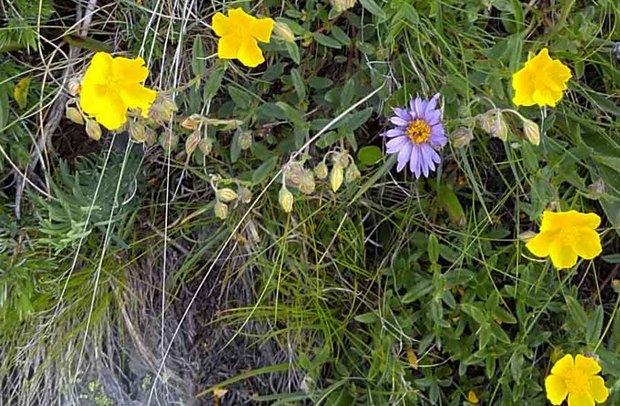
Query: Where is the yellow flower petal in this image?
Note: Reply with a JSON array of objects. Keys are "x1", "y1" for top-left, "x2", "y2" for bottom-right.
[
  {"x1": 551, "y1": 354, "x2": 574, "y2": 375},
  {"x1": 533, "y1": 88, "x2": 559, "y2": 107},
  {"x1": 526, "y1": 230, "x2": 556, "y2": 258},
  {"x1": 82, "y1": 52, "x2": 113, "y2": 87},
  {"x1": 250, "y1": 17, "x2": 274, "y2": 43},
  {"x1": 575, "y1": 355, "x2": 602, "y2": 375},
  {"x1": 567, "y1": 391, "x2": 594, "y2": 406},
  {"x1": 211, "y1": 12, "x2": 230, "y2": 37},
  {"x1": 545, "y1": 375, "x2": 568, "y2": 405},
  {"x1": 541, "y1": 211, "x2": 601, "y2": 232},
  {"x1": 549, "y1": 240, "x2": 578, "y2": 269},
  {"x1": 119, "y1": 83, "x2": 157, "y2": 117},
  {"x1": 93, "y1": 92, "x2": 127, "y2": 130},
  {"x1": 589, "y1": 376, "x2": 609, "y2": 403},
  {"x1": 572, "y1": 229, "x2": 602, "y2": 260},
  {"x1": 512, "y1": 69, "x2": 536, "y2": 106},
  {"x1": 228, "y1": 8, "x2": 255, "y2": 26},
  {"x1": 79, "y1": 82, "x2": 106, "y2": 118},
  {"x1": 217, "y1": 35, "x2": 242, "y2": 59},
  {"x1": 237, "y1": 38, "x2": 265, "y2": 67},
  {"x1": 111, "y1": 56, "x2": 149, "y2": 84}
]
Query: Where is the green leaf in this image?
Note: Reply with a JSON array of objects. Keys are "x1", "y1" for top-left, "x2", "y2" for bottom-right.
[
  {"x1": 354, "y1": 312, "x2": 379, "y2": 324},
  {"x1": 63, "y1": 34, "x2": 113, "y2": 52},
  {"x1": 313, "y1": 33, "x2": 342, "y2": 49},
  {"x1": 308, "y1": 76, "x2": 333, "y2": 89},
  {"x1": 230, "y1": 129, "x2": 242, "y2": 163},
  {"x1": 285, "y1": 41, "x2": 301, "y2": 64},
  {"x1": 357, "y1": 146, "x2": 382, "y2": 166},
  {"x1": 461, "y1": 303, "x2": 487, "y2": 324},
  {"x1": 290, "y1": 68, "x2": 306, "y2": 100},
  {"x1": 252, "y1": 156, "x2": 278, "y2": 185},
  {"x1": 427, "y1": 233, "x2": 439, "y2": 264},
  {"x1": 565, "y1": 295, "x2": 588, "y2": 329},
  {"x1": 203, "y1": 66, "x2": 226, "y2": 101},
  {"x1": 228, "y1": 85, "x2": 252, "y2": 109},
  {"x1": 191, "y1": 36, "x2": 205, "y2": 77},
  {"x1": 330, "y1": 25, "x2": 351, "y2": 46},
  {"x1": 275, "y1": 102, "x2": 304, "y2": 126},
  {"x1": 0, "y1": 84, "x2": 9, "y2": 129},
  {"x1": 586, "y1": 305, "x2": 604, "y2": 346},
  {"x1": 359, "y1": 0, "x2": 387, "y2": 19},
  {"x1": 493, "y1": 307, "x2": 518, "y2": 324}
]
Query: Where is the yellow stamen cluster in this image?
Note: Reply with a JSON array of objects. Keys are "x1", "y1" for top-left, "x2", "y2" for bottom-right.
[{"x1": 406, "y1": 119, "x2": 431, "y2": 144}]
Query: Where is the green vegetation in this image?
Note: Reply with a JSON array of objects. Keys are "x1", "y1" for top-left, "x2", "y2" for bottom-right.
[{"x1": 0, "y1": 0, "x2": 619, "y2": 404}]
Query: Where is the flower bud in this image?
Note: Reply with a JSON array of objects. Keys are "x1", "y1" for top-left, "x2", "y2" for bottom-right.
[
  {"x1": 181, "y1": 114, "x2": 202, "y2": 130},
  {"x1": 239, "y1": 132, "x2": 253, "y2": 150},
  {"x1": 85, "y1": 119, "x2": 102, "y2": 141},
  {"x1": 330, "y1": 163, "x2": 344, "y2": 192},
  {"x1": 331, "y1": 0, "x2": 356, "y2": 13},
  {"x1": 185, "y1": 129, "x2": 201, "y2": 155},
  {"x1": 451, "y1": 127, "x2": 474, "y2": 148},
  {"x1": 284, "y1": 162, "x2": 304, "y2": 186},
  {"x1": 345, "y1": 162, "x2": 361, "y2": 183},
  {"x1": 214, "y1": 201, "x2": 228, "y2": 219},
  {"x1": 298, "y1": 170, "x2": 316, "y2": 195},
  {"x1": 129, "y1": 121, "x2": 147, "y2": 143},
  {"x1": 159, "y1": 132, "x2": 178, "y2": 152},
  {"x1": 279, "y1": 186, "x2": 294, "y2": 213},
  {"x1": 65, "y1": 106, "x2": 84, "y2": 125},
  {"x1": 144, "y1": 126, "x2": 157, "y2": 146},
  {"x1": 273, "y1": 21, "x2": 296, "y2": 43},
  {"x1": 314, "y1": 162, "x2": 328, "y2": 179},
  {"x1": 217, "y1": 188, "x2": 238, "y2": 203},
  {"x1": 67, "y1": 77, "x2": 81, "y2": 96},
  {"x1": 333, "y1": 151, "x2": 350, "y2": 168},
  {"x1": 479, "y1": 110, "x2": 507, "y2": 141},
  {"x1": 237, "y1": 187, "x2": 253, "y2": 204},
  {"x1": 522, "y1": 118, "x2": 540, "y2": 146},
  {"x1": 199, "y1": 138, "x2": 213, "y2": 156}
]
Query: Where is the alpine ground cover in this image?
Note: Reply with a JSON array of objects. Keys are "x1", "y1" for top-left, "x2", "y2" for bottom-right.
[{"x1": 0, "y1": 0, "x2": 619, "y2": 404}]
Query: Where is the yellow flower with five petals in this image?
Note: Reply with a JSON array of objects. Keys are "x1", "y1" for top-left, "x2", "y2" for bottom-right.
[
  {"x1": 512, "y1": 48, "x2": 572, "y2": 107},
  {"x1": 212, "y1": 8, "x2": 274, "y2": 68},
  {"x1": 525, "y1": 210, "x2": 602, "y2": 269},
  {"x1": 545, "y1": 354, "x2": 609, "y2": 406},
  {"x1": 79, "y1": 52, "x2": 157, "y2": 130}
]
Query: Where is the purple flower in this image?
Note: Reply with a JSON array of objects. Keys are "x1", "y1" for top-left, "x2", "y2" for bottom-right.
[{"x1": 382, "y1": 93, "x2": 447, "y2": 178}]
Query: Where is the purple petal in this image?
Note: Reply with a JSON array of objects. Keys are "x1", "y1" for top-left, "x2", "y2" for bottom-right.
[
  {"x1": 390, "y1": 116, "x2": 409, "y2": 126},
  {"x1": 396, "y1": 143, "x2": 412, "y2": 172},
  {"x1": 393, "y1": 107, "x2": 412, "y2": 121},
  {"x1": 424, "y1": 110, "x2": 441, "y2": 125},
  {"x1": 419, "y1": 145, "x2": 431, "y2": 177},
  {"x1": 409, "y1": 146, "x2": 421, "y2": 178},
  {"x1": 425, "y1": 93, "x2": 441, "y2": 114},
  {"x1": 430, "y1": 124, "x2": 447, "y2": 146},
  {"x1": 415, "y1": 98, "x2": 428, "y2": 118},
  {"x1": 386, "y1": 136, "x2": 409, "y2": 153},
  {"x1": 383, "y1": 128, "x2": 405, "y2": 138}
]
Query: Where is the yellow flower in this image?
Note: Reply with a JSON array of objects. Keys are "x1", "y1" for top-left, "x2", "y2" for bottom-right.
[
  {"x1": 467, "y1": 390, "x2": 479, "y2": 404},
  {"x1": 512, "y1": 48, "x2": 572, "y2": 107},
  {"x1": 79, "y1": 52, "x2": 157, "y2": 130},
  {"x1": 212, "y1": 8, "x2": 274, "y2": 68},
  {"x1": 545, "y1": 354, "x2": 609, "y2": 406},
  {"x1": 526, "y1": 210, "x2": 602, "y2": 269}
]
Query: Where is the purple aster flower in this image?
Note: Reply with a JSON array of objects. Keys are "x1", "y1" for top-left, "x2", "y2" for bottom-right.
[{"x1": 382, "y1": 93, "x2": 447, "y2": 178}]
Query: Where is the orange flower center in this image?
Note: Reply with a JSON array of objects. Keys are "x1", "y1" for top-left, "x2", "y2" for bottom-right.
[
  {"x1": 406, "y1": 119, "x2": 431, "y2": 144},
  {"x1": 563, "y1": 369, "x2": 590, "y2": 394}
]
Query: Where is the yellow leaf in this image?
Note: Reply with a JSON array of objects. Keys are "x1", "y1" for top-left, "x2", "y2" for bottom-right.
[
  {"x1": 13, "y1": 76, "x2": 32, "y2": 110},
  {"x1": 406, "y1": 348, "x2": 418, "y2": 370}
]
